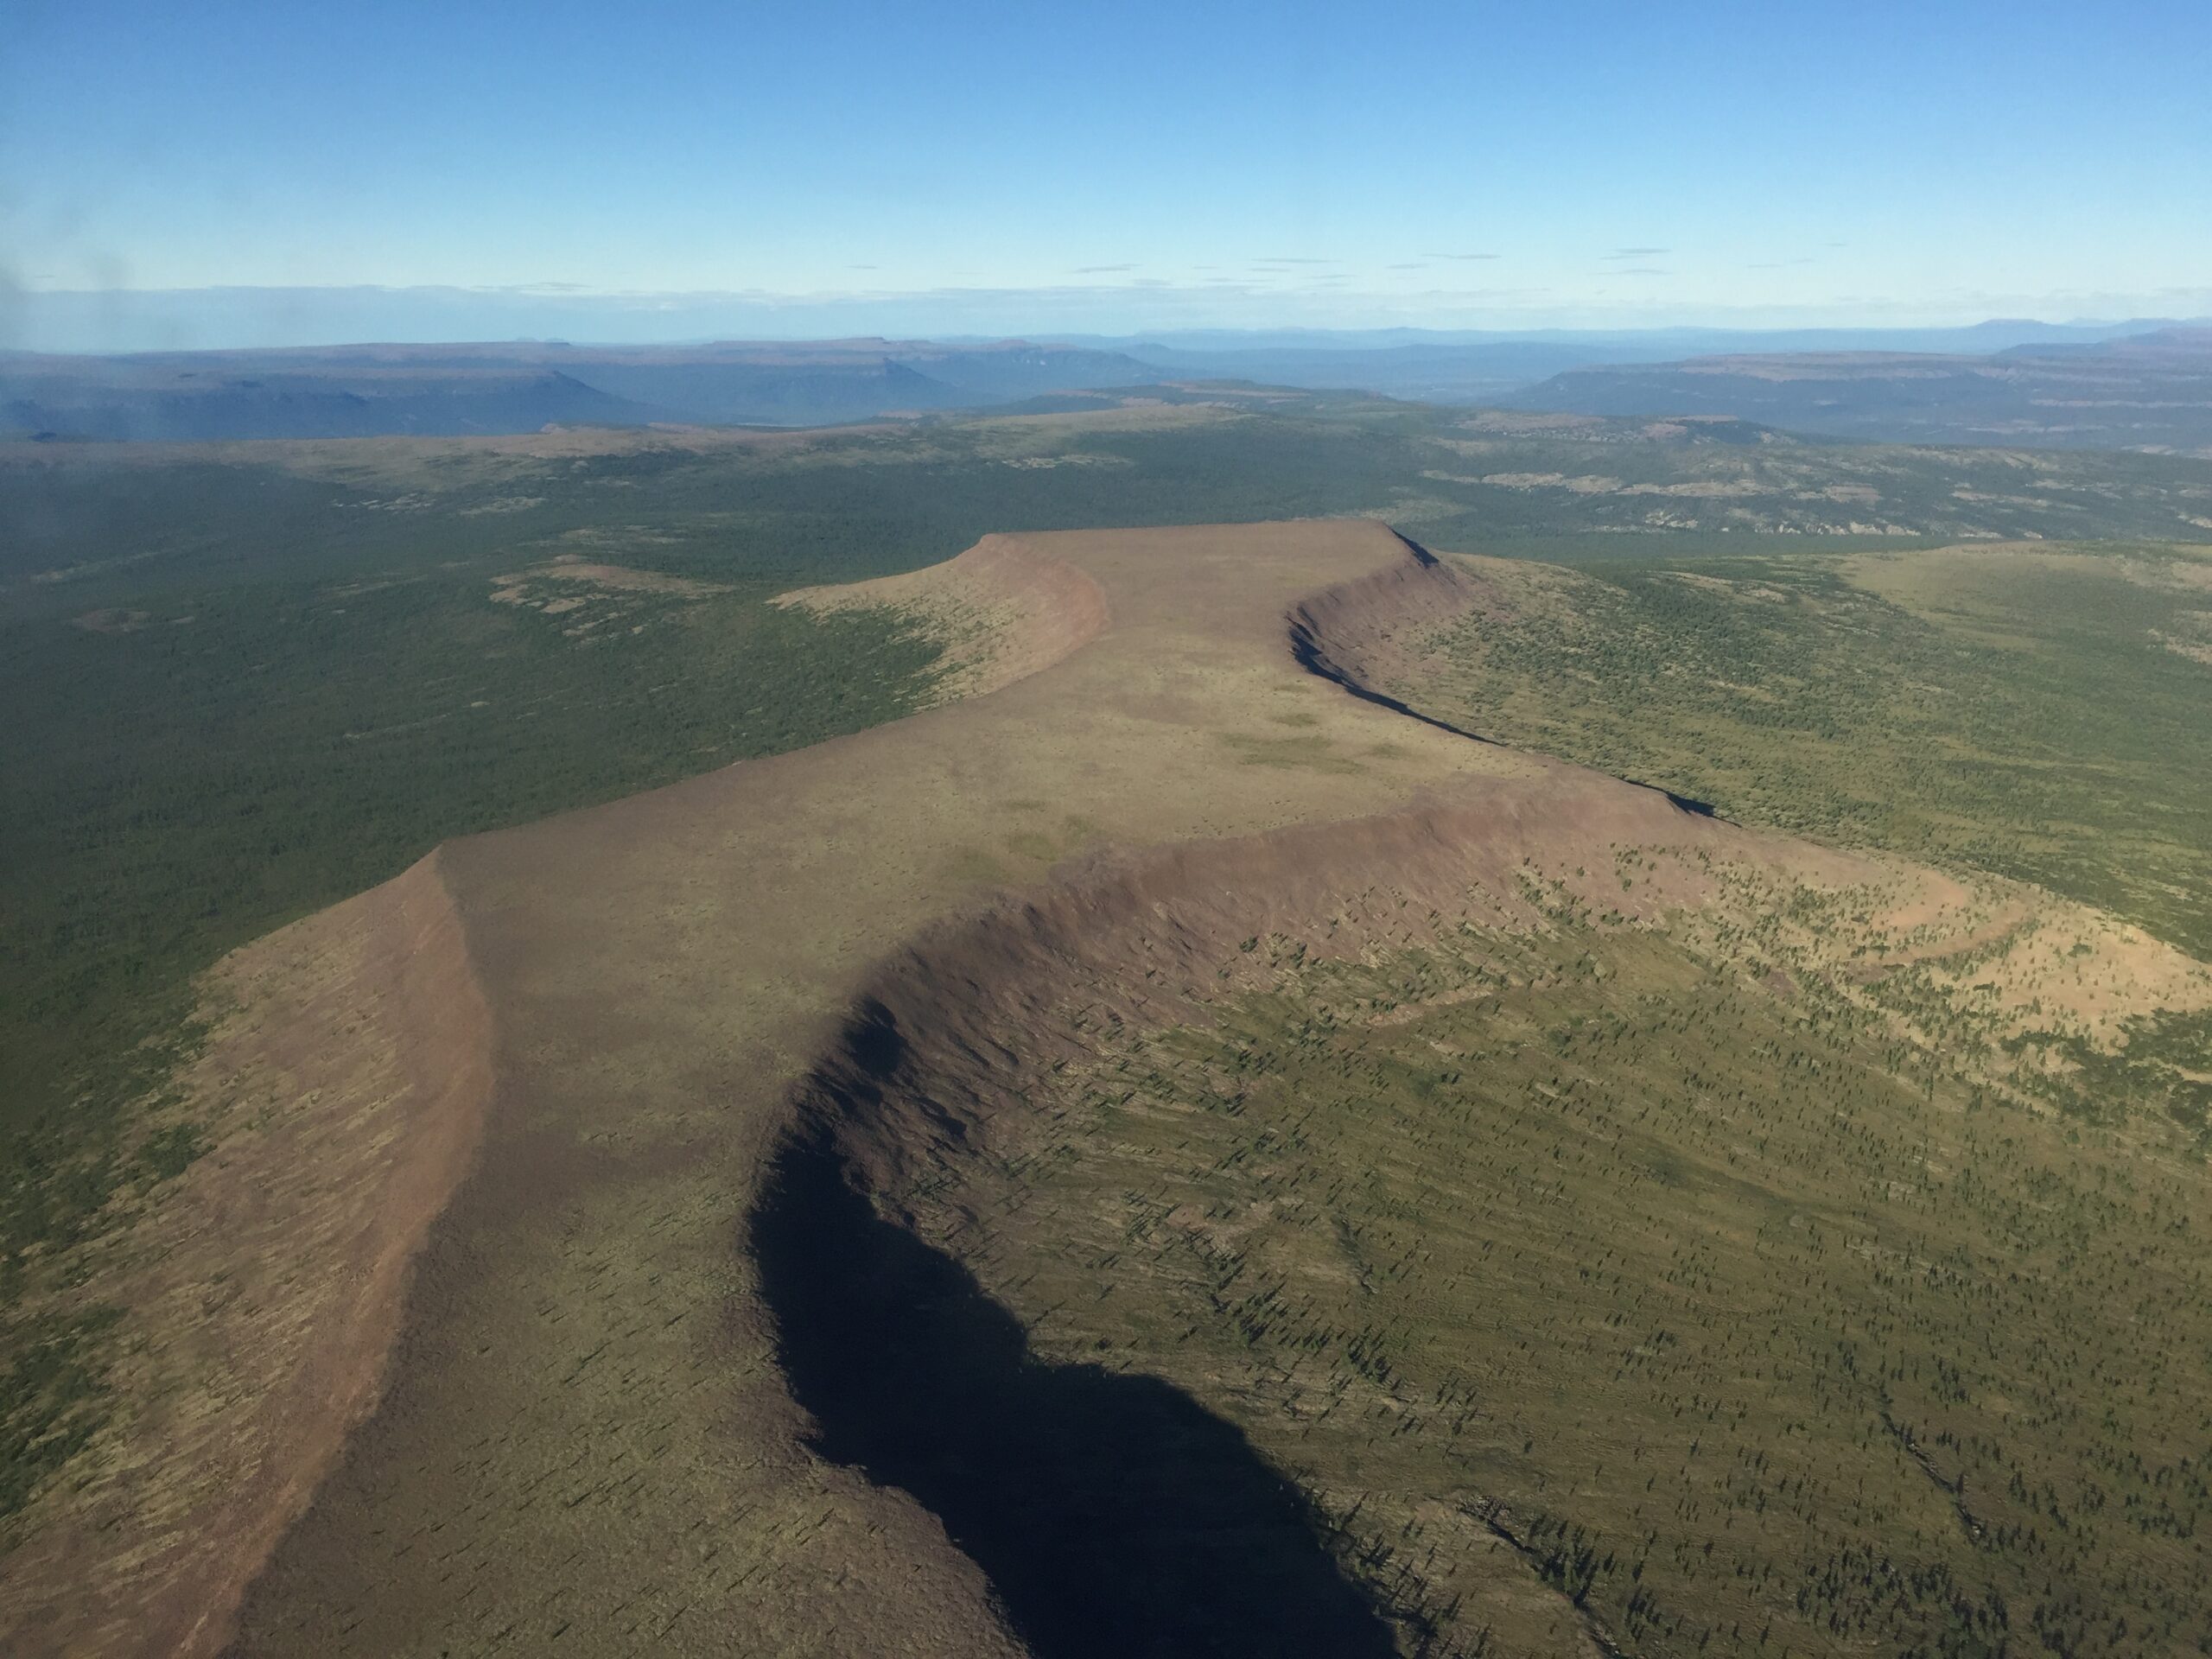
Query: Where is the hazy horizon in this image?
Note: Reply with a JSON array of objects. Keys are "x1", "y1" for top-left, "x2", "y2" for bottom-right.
[
  {"x1": 6, "y1": 1, "x2": 2208, "y2": 353},
  {"x1": 3, "y1": 283, "x2": 2207, "y2": 358}
]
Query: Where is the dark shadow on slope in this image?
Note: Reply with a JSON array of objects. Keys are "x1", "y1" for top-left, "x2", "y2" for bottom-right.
[
  {"x1": 1293, "y1": 530, "x2": 1731, "y2": 823},
  {"x1": 752, "y1": 1117, "x2": 1401, "y2": 1659},
  {"x1": 1287, "y1": 607, "x2": 1499, "y2": 748},
  {"x1": 1287, "y1": 531, "x2": 1498, "y2": 747},
  {"x1": 1287, "y1": 607, "x2": 1730, "y2": 823},
  {"x1": 1623, "y1": 780, "x2": 1720, "y2": 818}
]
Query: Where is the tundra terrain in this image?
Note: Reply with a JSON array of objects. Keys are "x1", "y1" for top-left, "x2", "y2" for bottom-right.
[
  {"x1": 4, "y1": 402, "x2": 2211, "y2": 1656},
  {"x1": 1, "y1": 510, "x2": 2206, "y2": 1656}
]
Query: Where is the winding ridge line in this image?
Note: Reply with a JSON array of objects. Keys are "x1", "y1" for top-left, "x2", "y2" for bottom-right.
[{"x1": 18, "y1": 519, "x2": 2166, "y2": 1656}]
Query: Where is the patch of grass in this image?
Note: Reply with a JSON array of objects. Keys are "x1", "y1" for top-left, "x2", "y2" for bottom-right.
[
  {"x1": 2011, "y1": 1006, "x2": 2212, "y2": 1140},
  {"x1": 1222, "y1": 733, "x2": 1364, "y2": 772},
  {"x1": 133, "y1": 1122, "x2": 208, "y2": 1183},
  {"x1": 0, "y1": 1307, "x2": 123, "y2": 1524}
]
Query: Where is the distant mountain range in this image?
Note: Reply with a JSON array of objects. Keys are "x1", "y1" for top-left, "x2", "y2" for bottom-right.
[
  {"x1": 0, "y1": 340, "x2": 1160, "y2": 441},
  {"x1": 8, "y1": 323, "x2": 2211, "y2": 451},
  {"x1": 1496, "y1": 326, "x2": 2212, "y2": 453},
  {"x1": 1080, "y1": 320, "x2": 2194, "y2": 404}
]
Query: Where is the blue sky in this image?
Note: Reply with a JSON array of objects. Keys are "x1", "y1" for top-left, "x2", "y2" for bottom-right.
[{"x1": 4, "y1": 0, "x2": 2209, "y2": 346}]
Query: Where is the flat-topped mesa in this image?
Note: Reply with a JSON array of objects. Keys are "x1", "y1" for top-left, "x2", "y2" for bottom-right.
[{"x1": 28, "y1": 518, "x2": 2190, "y2": 1659}]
